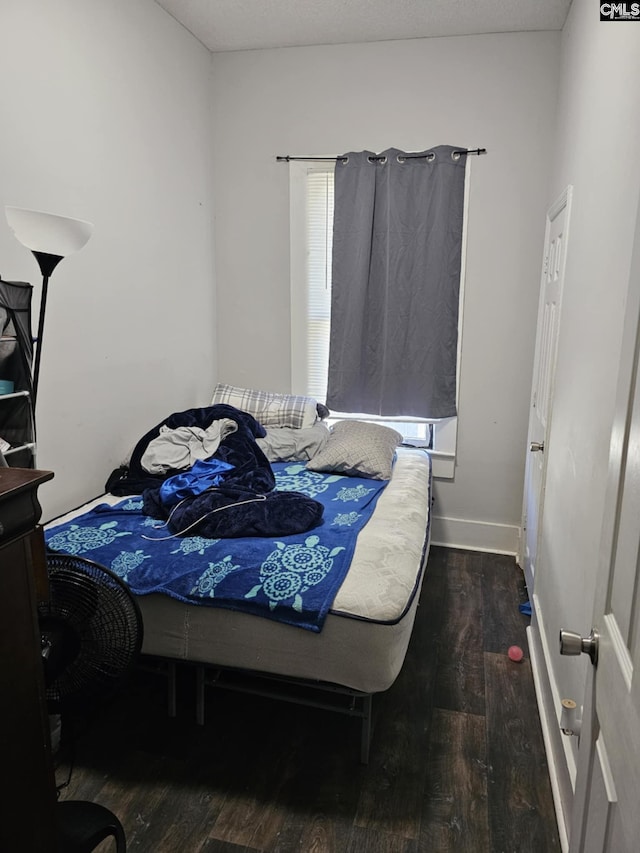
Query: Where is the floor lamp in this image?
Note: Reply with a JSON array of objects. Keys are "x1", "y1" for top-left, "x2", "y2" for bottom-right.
[{"x1": 5, "y1": 207, "x2": 93, "y2": 406}]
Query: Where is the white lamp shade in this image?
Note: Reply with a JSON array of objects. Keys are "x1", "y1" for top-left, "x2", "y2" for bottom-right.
[{"x1": 5, "y1": 206, "x2": 93, "y2": 257}]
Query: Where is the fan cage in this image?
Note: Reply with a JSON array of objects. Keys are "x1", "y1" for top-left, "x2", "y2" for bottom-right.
[{"x1": 39, "y1": 555, "x2": 143, "y2": 711}]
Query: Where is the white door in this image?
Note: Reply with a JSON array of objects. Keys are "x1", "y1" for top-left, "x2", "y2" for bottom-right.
[
  {"x1": 522, "y1": 187, "x2": 572, "y2": 592},
  {"x1": 565, "y1": 191, "x2": 640, "y2": 852}
]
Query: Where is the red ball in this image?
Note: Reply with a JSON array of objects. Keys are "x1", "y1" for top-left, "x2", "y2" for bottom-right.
[{"x1": 508, "y1": 645, "x2": 524, "y2": 662}]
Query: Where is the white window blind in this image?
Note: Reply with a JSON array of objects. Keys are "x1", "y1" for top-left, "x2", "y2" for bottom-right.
[{"x1": 306, "y1": 169, "x2": 333, "y2": 402}]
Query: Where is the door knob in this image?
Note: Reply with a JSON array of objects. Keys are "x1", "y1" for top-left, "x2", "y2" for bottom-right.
[
  {"x1": 559, "y1": 628, "x2": 599, "y2": 666},
  {"x1": 530, "y1": 441, "x2": 545, "y2": 452}
]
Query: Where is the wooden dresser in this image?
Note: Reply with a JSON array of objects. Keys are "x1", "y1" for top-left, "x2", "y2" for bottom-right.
[{"x1": 0, "y1": 468, "x2": 57, "y2": 852}]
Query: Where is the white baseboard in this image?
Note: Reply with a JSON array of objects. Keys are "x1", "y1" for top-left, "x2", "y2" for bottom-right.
[
  {"x1": 430, "y1": 515, "x2": 520, "y2": 555},
  {"x1": 527, "y1": 595, "x2": 577, "y2": 852}
]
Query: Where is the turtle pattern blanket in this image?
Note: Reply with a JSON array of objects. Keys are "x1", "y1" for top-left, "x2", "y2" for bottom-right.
[{"x1": 45, "y1": 463, "x2": 388, "y2": 632}]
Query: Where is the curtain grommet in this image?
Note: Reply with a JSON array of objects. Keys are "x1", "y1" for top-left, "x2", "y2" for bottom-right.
[{"x1": 451, "y1": 150, "x2": 462, "y2": 161}]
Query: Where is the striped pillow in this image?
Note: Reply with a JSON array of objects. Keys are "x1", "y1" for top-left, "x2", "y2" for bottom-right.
[{"x1": 211, "y1": 383, "x2": 318, "y2": 429}]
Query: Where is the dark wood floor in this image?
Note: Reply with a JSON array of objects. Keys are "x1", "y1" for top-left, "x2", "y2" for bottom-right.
[{"x1": 55, "y1": 546, "x2": 561, "y2": 852}]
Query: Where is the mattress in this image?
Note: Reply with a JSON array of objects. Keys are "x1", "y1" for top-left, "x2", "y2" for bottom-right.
[{"x1": 46, "y1": 447, "x2": 431, "y2": 695}]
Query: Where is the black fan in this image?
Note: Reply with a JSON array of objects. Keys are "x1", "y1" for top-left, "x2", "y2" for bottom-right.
[
  {"x1": 39, "y1": 554, "x2": 143, "y2": 714},
  {"x1": 38, "y1": 555, "x2": 142, "y2": 852}
]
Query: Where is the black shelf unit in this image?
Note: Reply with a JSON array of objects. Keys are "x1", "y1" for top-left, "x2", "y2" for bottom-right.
[{"x1": 0, "y1": 278, "x2": 35, "y2": 468}]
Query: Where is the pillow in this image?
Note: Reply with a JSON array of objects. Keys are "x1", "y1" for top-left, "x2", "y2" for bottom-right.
[
  {"x1": 306, "y1": 420, "x2": 403, "y2": 480},
  {"x1": 257, "y1": 422, "x2": 330, "y2": 463},
  {"x1": 211, "y1": 383, "x2": 318, "y2": 429}
]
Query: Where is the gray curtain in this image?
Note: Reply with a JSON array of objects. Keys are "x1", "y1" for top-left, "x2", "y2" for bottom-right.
[{"x1": 326, "y1": 146, "x2": 467, "y2": 419}]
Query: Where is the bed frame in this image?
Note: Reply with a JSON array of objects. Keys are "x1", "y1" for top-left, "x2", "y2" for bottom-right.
[{"x1": 144, "y1": 656, "x2": 377, "y2": 763}]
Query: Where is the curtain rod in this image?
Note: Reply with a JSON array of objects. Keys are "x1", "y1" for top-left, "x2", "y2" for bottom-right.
[{"x1": 277, "y1": 148, "x2": 486, "y2": 162}]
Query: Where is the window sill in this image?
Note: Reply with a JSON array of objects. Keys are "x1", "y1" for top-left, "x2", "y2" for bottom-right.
[{"x1": 429, "y1": 451, "x2": 455, "y2": 480}]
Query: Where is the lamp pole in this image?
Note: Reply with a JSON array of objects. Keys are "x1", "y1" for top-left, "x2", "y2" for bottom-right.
[{"x1": 31, "y1": 251, "x2": 63, "y2": 407}]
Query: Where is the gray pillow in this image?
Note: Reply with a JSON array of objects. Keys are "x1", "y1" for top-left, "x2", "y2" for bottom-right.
[
  {"x1": 306, "y1": 420, "x2": 402, "y2": 480},
  {"x1": 256, "y1": 422, "x2": 330, "y2": 463}
]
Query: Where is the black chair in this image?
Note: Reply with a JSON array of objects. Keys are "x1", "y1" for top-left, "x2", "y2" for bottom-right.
[{"x1": 56, "y1": 801, "x2": 126, "y2": 852}]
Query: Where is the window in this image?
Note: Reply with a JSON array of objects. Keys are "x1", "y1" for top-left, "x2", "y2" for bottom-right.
[{"x1": 289, "y1": 161, "x2": 467, "y2": 478}]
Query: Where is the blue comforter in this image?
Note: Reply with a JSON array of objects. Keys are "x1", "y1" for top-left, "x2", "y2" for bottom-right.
[{"x1": 45, "y1": 464, "x2": 388, "y2": 632}]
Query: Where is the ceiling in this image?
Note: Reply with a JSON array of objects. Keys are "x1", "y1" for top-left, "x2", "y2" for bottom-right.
[{"x1": 154, "y1": 0, "x2": 573, "y2": 53}]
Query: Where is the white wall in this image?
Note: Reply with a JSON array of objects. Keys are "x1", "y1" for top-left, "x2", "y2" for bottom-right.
[
  {"x1": 530, "y1": 0, "x2": 640, "y2": 834},
  {"x1": 0, "y1": 0, "x2": 216, "y2": 520},
  {"x1": 210, "y1": 32, "x2": 561, "y2": 553},
  {"x1": 0, "y1": 7, "x2": 563, "y2": 550}
]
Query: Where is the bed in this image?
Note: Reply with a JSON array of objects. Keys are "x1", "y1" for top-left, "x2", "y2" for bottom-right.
[{"x1": 44, "y1": 387, "x2": 432, "y2": 762}]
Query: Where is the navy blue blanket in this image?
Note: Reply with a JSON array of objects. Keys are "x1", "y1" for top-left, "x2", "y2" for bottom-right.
[
  {"x1": 45, "y1": 464, "x2": 388, "y2": 632},
  {"x1": 105, "y1": 403, "x2": 324, "y2": 538}
]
